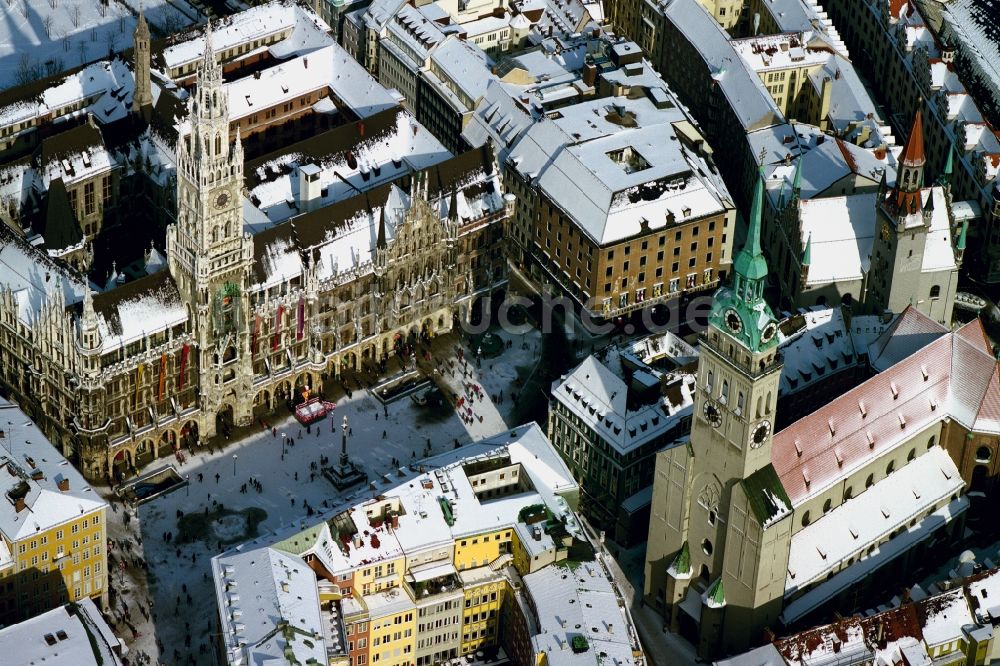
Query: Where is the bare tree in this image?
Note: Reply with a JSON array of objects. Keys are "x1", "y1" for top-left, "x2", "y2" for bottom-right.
[
  {"x1": 69, "y1": 3, "x2": 80, "y2": 28},
  {"x1": 61, "y1": 32, "x2": 70, "y2": 52},
  {"x1": 14, "y1": 54, "x2": 34, "y2": 87},
  {"x1": 48, "y1": 0, "x2": 57, "y2": 9},
  {"x1": 19, "y1": 0, "x2": 27, "y2": 18},
  {"x1": 43, "y1": 14, "x2": 54, "y2": 39},
  {"x1": 78, "y1": 39, "x2": 87, "y2": 65}
]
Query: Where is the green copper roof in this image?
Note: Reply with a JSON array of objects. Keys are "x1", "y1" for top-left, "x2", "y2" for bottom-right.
[
  {"x1": 944, "y1": 146, "x2": 954, "y2": 177},
  {"x1": 732, "y1": 171, "x2": 768, "y2": 281},
  {"x1": 740, "y1": 464, "x2": 791, "y2": 526},
  {"x1": 671, "y1": 542, "x2": 691, "y2": 575},
  {"x1": 802, "y1": 232, "x2": 812, "y2": 266},
  {"x1": 958, "y1": 219, "x2": 968, "y2": 251},
  {"x1": 792, "y1": 155, "x2": 803, "y2": 194},
  {"x1": 709, "y1": 168, "x2": 779, "y2": 353},
  {"x1": 705, "y1": 577, "x2": 725, "y2": 607}
]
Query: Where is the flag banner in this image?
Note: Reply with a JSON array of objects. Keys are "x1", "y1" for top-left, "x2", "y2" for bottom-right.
[
  {"x1": 178, "y1": 344, "x2": 190, "y2": 390},
  {"x1": 296, "y1": 298, "x2": 305, "y2": 340},
  {"x1": 273, "y1": 305, "x2": 284, "y2": 350},
  {"x1": 158, "y1": 353, "x2": 166, "y2": 401}
]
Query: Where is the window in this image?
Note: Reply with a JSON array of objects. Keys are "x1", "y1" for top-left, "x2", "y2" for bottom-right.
[
  {"x1": 886, "y1": 460, "x2": 895, "y2": 475},
  {"x1": 702, "y1": 539, "x2": 713, "y2": 555},
  {"x1": 866, "y1": 473, "x2": 874, "y2": 488},
  {"x1": 823, "y1": 498, "x2": 832, "y2": 513},
  {"x1": 801, "y1": 511, "x2": 810, "y2": 527},
  {"x1": 708, "y1": 510, "x2": 716, "y2": 526},
  {"x1": 929, "y1": 285, "x2": 941, "y2": 299}
]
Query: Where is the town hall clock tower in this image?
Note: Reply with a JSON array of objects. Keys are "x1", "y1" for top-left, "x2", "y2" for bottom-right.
[
  {"x1": 644, "y1": 170, "x2": 792, "y2": 659},
  {"x1": 166, "y1": 23, "x2": 254, "y2": 438}
]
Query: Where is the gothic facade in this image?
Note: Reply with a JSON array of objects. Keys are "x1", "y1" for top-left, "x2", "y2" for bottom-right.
[{"x1": 0, "y1": 26, "x2": 508, "y2": 483}]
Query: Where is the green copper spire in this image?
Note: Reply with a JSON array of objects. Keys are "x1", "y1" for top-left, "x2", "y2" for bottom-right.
[
  {"x1": 792, "y1": 156, "x2": 803, "y2": 197},
  {"x1": 704, "y1": 577, "x2": 726, "y2": 607},
  {"x1": 957, "y1": 219, "x2": 968, "y2": 251},
  {"x1": 733, "y1": 169, "x2": 768, "y2": 282},
  {"x1": 943, "y1": 146, "x2": 954, "y2": 178},
  {"x1": 670, "y1": 542, "x2": 690, "y2": 576},
  {"x1": 708, "y1": 168, "x2": 779, "y2": 353},
  {"x1": 802, "y1": 232, "x2": 812, "y2": 266}
]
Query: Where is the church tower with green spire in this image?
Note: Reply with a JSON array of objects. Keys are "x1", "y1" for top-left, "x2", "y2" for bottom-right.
[{"x1": 644, "y1": 169, "x2": 790, "y2": 660}]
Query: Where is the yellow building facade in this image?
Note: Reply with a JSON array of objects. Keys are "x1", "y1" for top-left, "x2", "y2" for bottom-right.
[{"x1": 0, "y1": 398, "x2": 108, "y2": 624}]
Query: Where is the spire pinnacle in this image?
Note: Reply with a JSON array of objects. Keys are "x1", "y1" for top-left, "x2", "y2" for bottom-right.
[
  {"x1": 376, "y1": 206, "x2": 387, "y2": 249},
  {"x1": 900, "y1": 109, "x2": 925, "y2": 168},
  {"x1": 802, "y1": 232, "x2": 812, "y2": 266},
  {"x1": 733, "y1": 167, "x2": 767, "y2": 281},
  {"x1": 792, "y1": 155, "x2": 803, "y2": 196},
  {"x1": 957, "y1": 219, "x2": 968, "y2": 251}
]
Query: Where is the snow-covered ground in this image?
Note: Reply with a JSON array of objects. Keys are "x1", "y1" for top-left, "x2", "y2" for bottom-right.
[
  {"x1": 100, "y1": 327, "x2": 543, "y2": 665},
  {"x1": 0, "y1": 0, "x2": 197, "y2": 91}
]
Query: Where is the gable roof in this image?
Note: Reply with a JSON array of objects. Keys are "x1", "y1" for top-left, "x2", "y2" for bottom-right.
[
  {"x1": 773, "y1": 327, "x2": 999, "y2": 505},
  {"x1": 40, "y1": 178, "x2": 83, "y2": 251},
  {"x1": 867, "y1": 305, "x2": 947, "y2": 372}
]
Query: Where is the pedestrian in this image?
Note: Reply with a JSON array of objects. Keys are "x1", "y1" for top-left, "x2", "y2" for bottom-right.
[
  {"x1": 294, "y1": 472, "x2": 298, "y2": 481},
  {"x1": 214, "y1": 473, "x2": 220, "y2": 484},
  {"x1": 349, "y1": 427, "x2": 353, "y2": 436},
  {"x1": 291, "y1": 498, "x2": 296, "y2": 507},
  {"x1": 375, "y1": 413, "x2": 379, "y2": 422},
  {"x1": 382, "y1": 430, "x2": 387, "y2": 439}
]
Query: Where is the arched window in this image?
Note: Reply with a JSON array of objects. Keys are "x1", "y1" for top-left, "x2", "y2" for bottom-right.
[
  {"x1": 842, "y1": 293, "x2": 854, "y2": 306},
  {"x1": 844, "y1": 486, "x2": 853, "y2": 501},
  {"x1": 886, "y1": 460, "x2": 895, "y2": 475},
  {"x1": 721, "y1": 380, "x2": 729, "y2": 403},
  {"x1": 929, "y1": 285, "x2": 941, "y2": 299},
  {"x1": 977, "y1": 446, "x2": 992, "y2": 463},
  {"x1": 706, "y1": 370, "x2": 714, "y2": 390},
  {"x1": 928, "y1": 435, "x2": 937, "y2": 450},
  {"x1": 907, "y1": 448, "x2": 916, "y2": 462},
  {"x1": 702, "y1": 539, "x2": 713, "y2": 556},
  {"x1": 823, "y1": 498, "x2": 832, "y2": 514},
  {"x1": 215, "y1": 133, "x2": 222, "y2": 154},
  {"x1": 866, "y1": 473, "x2": 874, "y2": 489},
  {"x1": 801, "y1": 510, "x2": 811, "y2": 527}
]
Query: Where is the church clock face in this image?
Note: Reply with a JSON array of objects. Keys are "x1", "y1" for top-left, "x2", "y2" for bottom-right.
[
  {"x1": 724, "y1": 309, "x2": 742, "y2": 334},
  {"x1": 761, "y1": 321, "x2": 778, "y2": 344},
  {"x1": 703, "y1": 400, "x2": 723, "y2": 428},
  {"x1": 749, "y1": 420, "x2": 771, "y2": 449},
  {"x1": 214, "y1": 188, "x2": 231, "y2": 210}
]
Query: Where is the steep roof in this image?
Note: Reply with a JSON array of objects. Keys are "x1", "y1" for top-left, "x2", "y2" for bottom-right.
[
  {"x1": 40, "y1": 178, "x2": 83, "y2": 251},
  {"x1": 900, "y1": 110, "x2": 926, "y2": 168},
  {"x1": 867, "y1": 305, "x2": 947, "y2": 372},
  {"x1": 773, "y1": 327, "x2": 999, "y2": 505}
]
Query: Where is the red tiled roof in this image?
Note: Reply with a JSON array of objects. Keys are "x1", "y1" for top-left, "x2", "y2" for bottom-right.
[
  {"x1": 777, "y1": 604, "x2": 922, "y2": 665},
  {"x1": 900, "y1": 110, "x2": 925, "y2": 167},
  {"x1": 774, "y1": 335, "x2": 952, "y2": 504},
  {"x1": 774, "y1": 328, "x2": 999, "y2": 504},
  {"x1": 956, "y1": 319, "x2": 993, "y2": 355},
  {"x1": 868, "y1": 305, "x2": 947, "y2": 372}
]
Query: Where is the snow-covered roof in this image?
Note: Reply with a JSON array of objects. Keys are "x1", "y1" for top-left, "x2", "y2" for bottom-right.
[
  {"x1": 0, "y1": 227, "x2": 87, "y2": 326},
  {"x1": 524, "y1": 561, "x2": 640, "y2": 666},
  {"x1": 0, "y1": 58, "x2": 137, "y2": 131},
  {"x1": 731, "y1": 33, "x2": 831, "y2": 72},
  {"x1": 507, "y1": 94, "x2": 732, "y2": 245},
  {"x1": 867, "y1": 306, "x2": 948, "y2": 373},
  {"x1": 786, "y1": 446, "x2": 963, "y2": 593},
  {"x1": 0, "y1": 598, "x2": 122, "y2": 666},
  {"x1": 427, "y1": 37, "x2": 495, "y2": 109},
  {"x1": 660, "y1": 0, "x2": 784, "y2": 132},
  {"x1": 246, "y1": 108, "x2": 450, "y2": 226},
  {"x1": 941, "y1": 0, "x2": 1000, "y2": 124},
  {"x1": 777, "y1": 307, "x2": 869, "y2": 396},
  {"x1": 92, "y1": 270, "x2": 188, "y2": 352},
  {"x1": 551, "y1": 332, "x2": 697, "y2": 455},
  {"x1": 754, "y1": 0, "x2": 849, "y2": 57},
  {"x1": 214, "y1": 546, "x2": 327, "y2": 666},
  {"x1": 919, "y1": 587, "x2": 974, "y2": 648},
  {"x1": 0, "y1": 398, "x2": 107, "y2": 542},
  {"x1": 764, "y1": 136, "x2": 892, "y2": 206},
  {"x1": 160, "y1": 0, "x2": 333, "y2": 73},
  {"x1": 796, "y1": 186, "x2": 956, "y2": 288}
]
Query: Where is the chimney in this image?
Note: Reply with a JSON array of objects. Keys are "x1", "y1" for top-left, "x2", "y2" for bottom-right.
[
  {"x1": 57, "y1": 477, "x2": 69, "y2": 492},
  {"x1": 390, "y1": 514, "x2": 399, "y2": 529},
  {"x1": 15, "y1": 497, "x2": 25, "y2": 513},
  {"x1": 298, "y1": 164, "x2": 322, "y2": 213},
  {"x1": 583, "y1": 63, "x2": 597, "y2": 87}
]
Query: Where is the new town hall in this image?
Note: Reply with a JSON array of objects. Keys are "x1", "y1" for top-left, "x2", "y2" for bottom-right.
[{"x1": 0, "y1": 23, "x2": 507, "y2": 483}]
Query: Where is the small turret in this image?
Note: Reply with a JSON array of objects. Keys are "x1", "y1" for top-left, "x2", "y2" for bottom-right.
[
  {"x1": 791, "y1": 155, "x2": 803, "y2": 201},
  {"x1": 132, "y1": 9, "x2": 152, "y2": 118},
  {"x1": 956, "y1": 219, "x2": 968, "y2": 266},
  {"x1": 800, "y1": 232, "x2": 811, "y2": 290}
]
